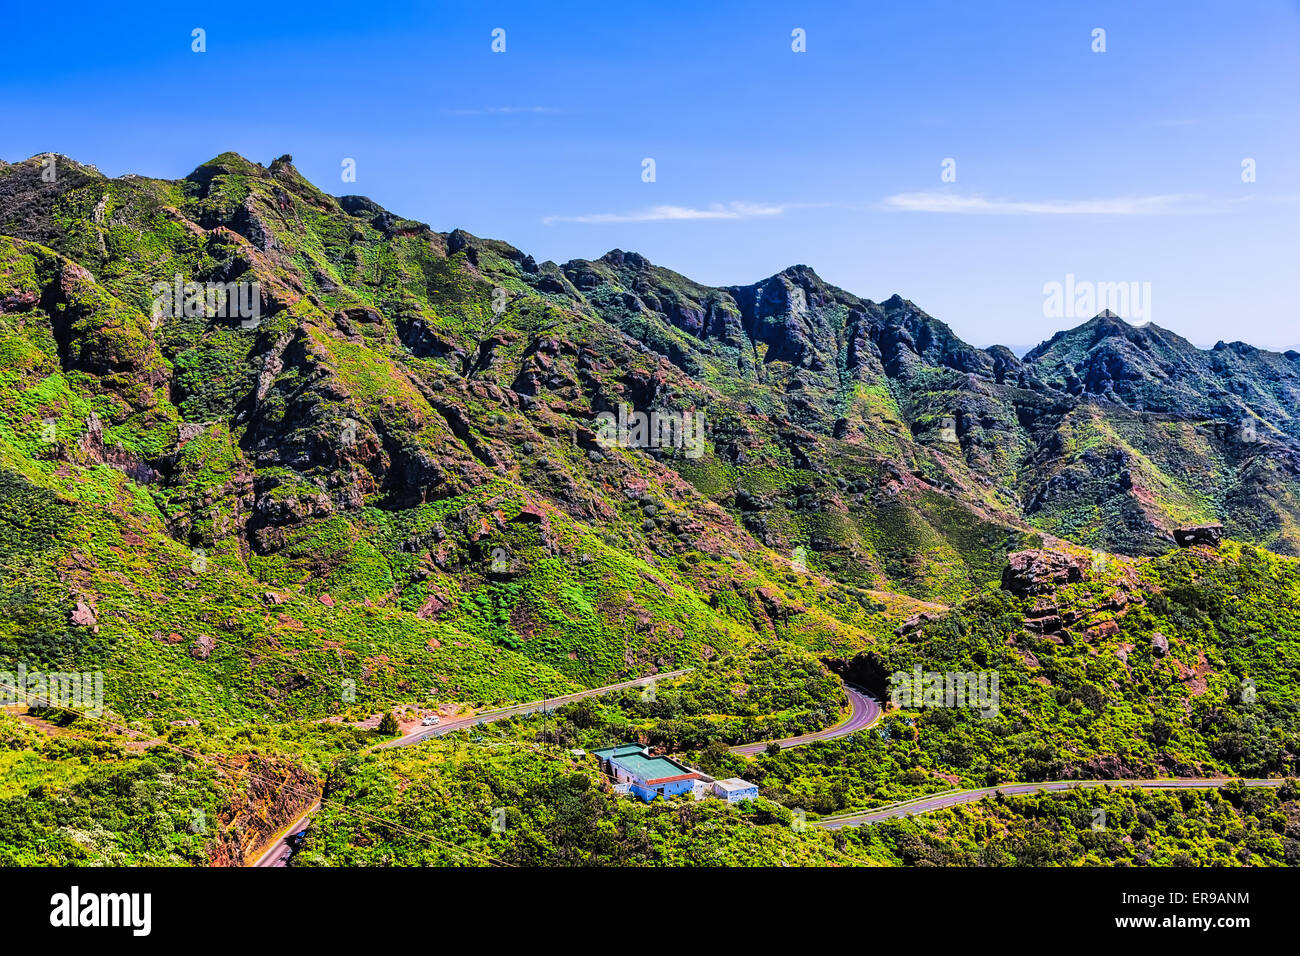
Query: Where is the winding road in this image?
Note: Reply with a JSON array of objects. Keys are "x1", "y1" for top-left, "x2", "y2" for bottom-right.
[
  {"x1": 729, "y1": 684, "x2": 879, "y2": 756},
  {"x1": 247, "y1": 670, "x2": 1289, "y2": 860},
  {"x1": 816, "y1": 777, "x2": 1287, "y2": 829}
]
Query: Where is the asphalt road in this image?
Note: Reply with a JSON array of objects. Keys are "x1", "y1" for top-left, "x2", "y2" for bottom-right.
[
  {"x1": 729, "y1": 684, "x2": 880, "y2": 756},
  {"x1": 817, "y1": 777, "x2": 1287, "y2": 829},
  {"x1": 245, "y1": 672, "x2": 1289, "y2": 860},
  {"x1": 377, "y1": 668, "x2": 695, "y2": 749},
  {"x1": 247, "y1": 668, "x2": 694, "y2": 865},
  {"x1": 251, "y1": 800, "x2": 320, "y2": 868}
]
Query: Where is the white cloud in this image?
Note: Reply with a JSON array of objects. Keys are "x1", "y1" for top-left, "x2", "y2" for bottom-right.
[
  {"x1": 881, "y1": 192, "x2": 1205, "y2": 215},
  {"x1": 543, "y1": 201, "x2": 786, "y2": 225}
]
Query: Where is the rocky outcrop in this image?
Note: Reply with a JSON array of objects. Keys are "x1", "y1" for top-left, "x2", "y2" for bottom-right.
[
  {"x1": 1174, "y1": 525, "x2": 1224, "y2": 548},
  {"x1": 70, "y1": 600, "x2": 98, "y2": 631},
  {"x1": 895, "y1": 611, "x2": 940, "y2": 637},
  {"x1": 204, "y1": 756, "x2": 320, "y2": 867},
  {"x1": 76, "y1": 411, "x2": 161, "y2": 484},
  {"x1": 1000, "y1": 550, "x2": 1089, "y2": 596}
]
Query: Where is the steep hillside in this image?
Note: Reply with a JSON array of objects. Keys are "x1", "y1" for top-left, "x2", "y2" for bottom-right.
[{"x1": 1, "y1": 149, "x2": 1298, "y2": 737}]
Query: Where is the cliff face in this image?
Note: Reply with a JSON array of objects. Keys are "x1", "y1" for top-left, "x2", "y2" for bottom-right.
[
  {"x1": 542, "y1": 243, "x2": 1300, "y2": 558},
  {"x1": 1, "y1": 150, "x2": 1297, "y2": 727},
  {"x1": 203, "y1": 756, "x2": 320, "y2": 867}
]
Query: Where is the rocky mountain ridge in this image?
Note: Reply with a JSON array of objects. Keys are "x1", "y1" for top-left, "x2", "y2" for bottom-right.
[{"x1": 1, "y1": 150, "x2": 1297, "y2": 722}]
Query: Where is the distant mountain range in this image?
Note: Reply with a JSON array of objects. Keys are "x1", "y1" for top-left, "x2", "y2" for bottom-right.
[{"x1": 990, "y1": 341, "x2": 1300, "y2": 359}]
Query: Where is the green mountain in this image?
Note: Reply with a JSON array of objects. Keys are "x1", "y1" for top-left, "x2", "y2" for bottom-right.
[
  {"x1": 1, "y1": 152, "x2": 1298, "y2": 866},
  {"x1": 3, "y1": 149, "x2": 1299, "y2": 716}
]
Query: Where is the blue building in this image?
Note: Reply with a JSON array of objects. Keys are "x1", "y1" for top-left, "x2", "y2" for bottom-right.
[
  {"x1": 593, "y1": 744, "x2": 701, "y2": 802},
  {"x1": 711, "y1": 778, "x2": 759, "y2": 802}
]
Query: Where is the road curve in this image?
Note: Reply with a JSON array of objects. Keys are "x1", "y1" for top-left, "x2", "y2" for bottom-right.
[
  {"x1": 730, "y1": 684, "x2": 880, "y2": 756},
  {"x1": 817, "y1": 778, "x2": 1287, "y2": 829},
  {"x1": 377, "y1": 669, "x2": 694, "y2": 749},
  {"x1": 245, "y1": 671, "x2": 875, "y2": 865}
]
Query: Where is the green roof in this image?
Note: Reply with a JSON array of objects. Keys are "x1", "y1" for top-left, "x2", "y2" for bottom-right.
[
  {"x1": 609, "y1": 751, "x2": 695, "y2": 783},
  {"x1": 593, "y1": 744, "x2": 647, "y2": 760},
  {"x1": 593, "y1": 743, "x2": 697, "y2": 783}
]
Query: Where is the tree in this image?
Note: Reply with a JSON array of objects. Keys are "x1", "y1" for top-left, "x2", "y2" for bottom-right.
[
  {"x1": 377, "y1": 712, "x2": 399, "y2": 735},
  {"x1": 765, "y1": 741, "x2": 782, "y2": 757},
  {"x1": 699, "y1": 739, "x2": 730, "y2": 774},
  {"x1": 563, "y1": 696, "x2": 603, "y2": 730},
  {"x1": 1149, "y1": 715, "x2": 1173, "y2": 747}
]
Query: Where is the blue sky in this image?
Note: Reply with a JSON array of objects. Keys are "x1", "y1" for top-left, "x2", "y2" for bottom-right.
[{"x1": 2, "y1": 0, "x2": 1297, "y2": 349}]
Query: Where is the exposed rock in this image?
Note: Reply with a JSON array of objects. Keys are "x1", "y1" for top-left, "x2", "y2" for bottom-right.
[
  {"x1": 1025, "y1": 614, "x2": 1064, "y2": 635},
  {"x1": 1086, "y1": 619, "x2": 1120, "y2": 640},
  {"x1": 338, "y1": 305, "x2": 382, "y2": 324},
  {"x1": 1000, "y1": 550, "x2": 1089, "y2": 596},
  {"x1": 416, "y1": 593, "x2": 447, "y2": 619},
  {"x1": 70, "y1": 600, "x2": 97, "y2": 628},
  {"x1": 895, "y1": 611, "x2": 939, "y2": 636},
  {"x1": 1, "y1": 289, "x2": 40, "y2": 313},
  {"x1": 190, "y1": 634, "x2": 216, "y2": 660},
  {"x1": 77, "y1": 411, "x2": 161, "y2": 484},
  {"x1": 1173, "y1": 525, "x2": 1224, "y2": 548},
  {"x1": 177, "y1": 422, "x2": 208, "y2": 444},
  {"x1": 215, "y1": 756, "x2": 320, "y2": 867},
  {"x1": 1151, "y1": 632, "x2": 1169, "y2": 657}
]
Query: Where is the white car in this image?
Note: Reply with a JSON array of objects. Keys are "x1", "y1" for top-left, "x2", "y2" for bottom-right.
[{"x1": 421, "y1": 716, "x2": 440, "y2": 726}]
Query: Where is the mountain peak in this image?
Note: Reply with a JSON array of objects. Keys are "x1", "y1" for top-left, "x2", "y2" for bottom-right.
[
  {"x1": 767, "y1": 263, "x2": 825, "y2": 287},
  {"x1": 189, "y1": 151, "x2": 264, "y2": 177},
  {"x1": 599, "y1": 249, "x2": 652, "y2": 270},
  {"x1": 13, "y1": 153, "x2": 105, "y2": 178}
]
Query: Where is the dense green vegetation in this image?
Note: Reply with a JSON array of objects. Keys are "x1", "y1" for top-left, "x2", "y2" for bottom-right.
[
  {"x1": 297, "y1": 736, "x2": 872, "y2": 867},
  {"x1": 508, "y1": 641, "x2": 849, "y2": 752},
  {"x1": 709, "y1": 544, "x2": 1300, "y2": 817},
  {"x1": 0, "y1": 713, "x2": 366, "y2": 866},
  {"x1": 1, "y1": 151, "x2": 1297, "y2": 867},
  {"x1": 847, "y1": 782, "x2": 1300, "y2": 866}
]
